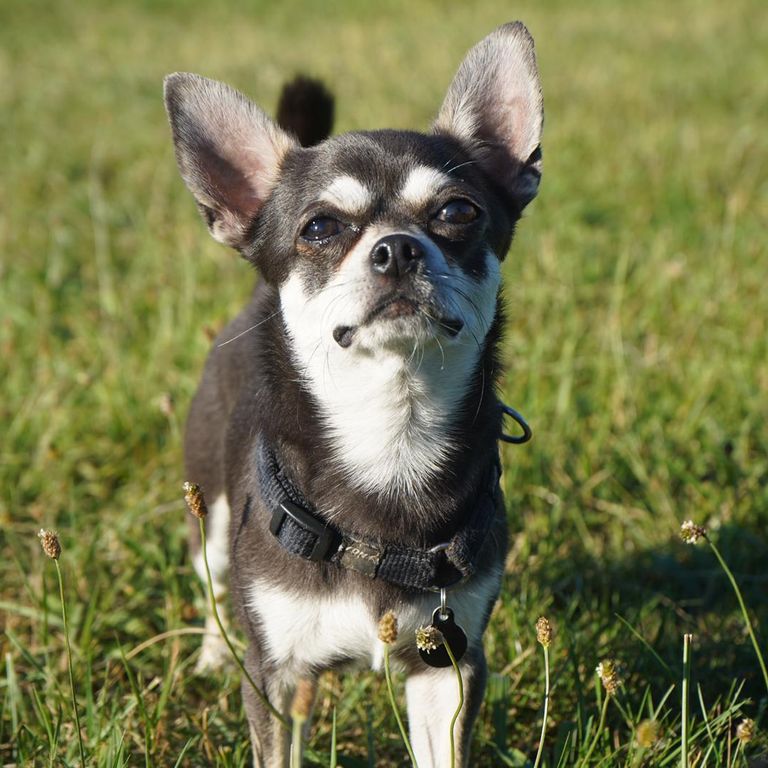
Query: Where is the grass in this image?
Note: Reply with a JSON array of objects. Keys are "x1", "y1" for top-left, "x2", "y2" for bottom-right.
[{"x1": 1, "y1": 0, "x2": 767, "y2": 764}]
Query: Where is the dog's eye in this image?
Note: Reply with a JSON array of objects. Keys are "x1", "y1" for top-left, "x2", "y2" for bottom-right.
[
  {"x1": 301, "y1": 217, "x2": 346, "y2": 241},
  {"x1": 435, "y1": 200, "x2": 479, "y2": 225}
]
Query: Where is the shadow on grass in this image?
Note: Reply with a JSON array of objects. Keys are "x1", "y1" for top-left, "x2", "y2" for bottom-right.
[{"x1": 526, "y1": 521, "x2": 768, "y2": 720}]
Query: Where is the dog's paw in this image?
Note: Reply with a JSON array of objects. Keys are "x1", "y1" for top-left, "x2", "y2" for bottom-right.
[{"x1": 195, "y1": 629, "x2": 233, "y2": 674}]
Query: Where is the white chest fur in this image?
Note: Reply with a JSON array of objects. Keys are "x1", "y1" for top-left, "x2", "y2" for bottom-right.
[
  {"x1": 247, "y1": 568, "x2": 502, "y2": 679},
  {"x1": 290, "y1": 331, "x2": 473, "y2": 500}
]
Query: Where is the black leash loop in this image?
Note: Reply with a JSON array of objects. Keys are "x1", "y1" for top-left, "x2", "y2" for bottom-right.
[{"x1": 500, "y1": 403, "x2": 532, "y2": 444}]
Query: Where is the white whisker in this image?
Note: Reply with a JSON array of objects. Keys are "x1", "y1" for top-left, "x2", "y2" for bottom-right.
[{"x1": 217, "y1": 310, "x2": 280, "y2": 347}]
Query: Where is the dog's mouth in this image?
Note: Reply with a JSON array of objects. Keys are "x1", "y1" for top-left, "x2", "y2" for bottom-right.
[{"x1": 332, "y1": 294, "x2": 464, "y2": 348}]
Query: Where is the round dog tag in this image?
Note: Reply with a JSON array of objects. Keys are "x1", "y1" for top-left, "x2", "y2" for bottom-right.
[{"x1": 418, "y1": 607, "x2": 468, "y2": 668}]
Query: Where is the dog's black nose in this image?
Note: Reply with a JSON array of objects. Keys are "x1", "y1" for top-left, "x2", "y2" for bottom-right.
[{"x1": 370, "y1": 234, "x2": 424, "y2": 279}]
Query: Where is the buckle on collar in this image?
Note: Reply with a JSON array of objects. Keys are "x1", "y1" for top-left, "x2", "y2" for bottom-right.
[{"x1": 269, "y1": 499, "x2": 337, "y2": 562}]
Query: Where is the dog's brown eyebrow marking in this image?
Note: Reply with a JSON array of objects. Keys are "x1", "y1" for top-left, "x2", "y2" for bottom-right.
[
  {"x1": 319, "y1": 175, "x2": 372, "y2": 214},
  {"x1": 399, "y1": 165, "x2": 451, "y2": 207}
]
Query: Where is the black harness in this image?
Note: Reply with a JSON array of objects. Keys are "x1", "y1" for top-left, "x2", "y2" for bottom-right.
[{"x1": 257, "y1": 439, "x2": 502, "y2": 593}]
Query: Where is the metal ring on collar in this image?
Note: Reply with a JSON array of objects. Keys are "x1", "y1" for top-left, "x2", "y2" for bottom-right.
[
  {"x1": 500, "y1": 403, "x2": 532, "y2": 444},
  {"x1": 427, "y1": 542, "x2": 467, "y2": 592}
]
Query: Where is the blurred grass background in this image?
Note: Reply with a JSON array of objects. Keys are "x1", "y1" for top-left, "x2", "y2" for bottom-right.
[{"x1": 1, "y1": 0, "x2": 767, "y2": 764}]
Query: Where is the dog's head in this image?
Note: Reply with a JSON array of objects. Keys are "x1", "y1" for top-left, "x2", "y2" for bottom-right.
[{"x1": 165, "y1": 23, "x2": 542, "y2": 363}]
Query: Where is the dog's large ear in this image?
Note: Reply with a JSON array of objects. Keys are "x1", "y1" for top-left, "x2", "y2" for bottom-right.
[
  {"x1": 433, "y1": 22, "x2": 543, "y2": 211},
  {"x1": 164, "y1": 73, "x2": 297, "y2": 249}
]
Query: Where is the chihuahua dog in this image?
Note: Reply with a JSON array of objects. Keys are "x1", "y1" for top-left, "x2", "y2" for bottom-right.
[{"x1": 165, "y1": 21, "x2": 542, "y2": 767}]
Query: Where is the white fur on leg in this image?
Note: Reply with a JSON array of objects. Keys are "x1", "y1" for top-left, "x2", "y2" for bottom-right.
[
  {"x1": 196, "y1": 613, "x2": 232, "y2": 673},
  {"x1": 406, "y1": 663, "x2": 477, "y2": 768},
  {"x1": 249, "y1": 680, "x2": 293, "y2": 768}
]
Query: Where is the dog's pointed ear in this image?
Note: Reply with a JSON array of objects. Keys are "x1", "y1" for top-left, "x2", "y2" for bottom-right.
[
  {"x1": 164, "y1": 73, "x2": 298, "y2": 249},
  {"x1": 433, "y1": 22, "x2": 543, "y2": 211}
]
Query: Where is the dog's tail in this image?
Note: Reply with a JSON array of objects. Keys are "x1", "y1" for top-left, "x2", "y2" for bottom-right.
[{"x1": 276, "y1": 75, "x2": 334, "y2": 147}]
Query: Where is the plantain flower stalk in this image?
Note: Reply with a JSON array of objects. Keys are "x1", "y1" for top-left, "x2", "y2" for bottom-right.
[
  {"x1": 38, "y1": 530, "x2": 86, "y2": 766},
  {"x1": 442, "y1": 634, "x2": 464, "y2": 768},
  {"x1": 579, "y1": 658, "x2": 623, "y2": 767},
  {"x1": 680, "y1": 520, "x2": 768, "y2": 695},
  {"x1": 379, "y1": 612, "x2": 418, "y2": 767},
  {"x1": 185, "y1": 483, "x2": 288, "y2": 729},
  {"x1": 532, "y1": 617, "x2": 553, "y2": 768}
]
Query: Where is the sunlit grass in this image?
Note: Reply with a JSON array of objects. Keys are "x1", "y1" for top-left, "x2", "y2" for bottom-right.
[{"x1": 1, "y1": 0, "x2": 767, "y2": 764}]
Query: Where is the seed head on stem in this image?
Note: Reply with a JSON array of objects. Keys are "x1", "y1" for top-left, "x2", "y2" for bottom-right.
[
  {"x1": 532, "y1": 617, "x2": 553, "y2": 768},
  {"x1": 635, "y1": 719, "x2": 662, "y2": 748},
  {"x1": 38, "y1": 529, "x2": 61, "y2": 560},
  {"x1": 596, "y1": 658, "x2": 623, "y2": 696},
  {"x1": 536, "y1": 616, "x2": 553, "y2": 648},
  {"x1": 685, "y1": 522, "x2": 768, "y2": 696},
  {"x1": 380, "y1": 613, "x2": 418, "y2": 766},
  {"x1": 378, "y1": 611, "x2": 398, "y2": 645},
  {"x1": 183, "y1": 481, "x2": 208, "y2": 519},
  {"x1": 680, "y1": 520, "x2": 706, "y2": 544},
  {"x1": 736, "y1": 718, "x2": 755, "y2": 745},
  {"x1": 582, "y1": 658, "x2": 623, "y2": 767},
  {"x1": 37, "y1": 529, "x2": 86, "y2": 765},
  {"x1": 186, "y1": 484, "x2": 288, "y2": 730},
  {"x1": 415, "y1": 625, "x2": 442, "y2": 653}
]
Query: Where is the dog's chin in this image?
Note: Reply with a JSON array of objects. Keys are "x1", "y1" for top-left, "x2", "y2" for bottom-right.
[{"x1": 332, "y1": 300, "x2": 464, "y2": 352}]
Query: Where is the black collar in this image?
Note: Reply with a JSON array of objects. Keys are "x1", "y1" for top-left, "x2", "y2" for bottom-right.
[{"x1": 256, "y1": 438, "x2": 502, "y2": 593}]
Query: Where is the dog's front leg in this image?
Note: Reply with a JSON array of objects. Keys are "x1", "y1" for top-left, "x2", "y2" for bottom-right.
[
  {"x1": 242, "y1": 644, "x2": 294, "y2": 768},
  {"x1": 405, "y1": 649, "x2": 488, "y2": 768}
]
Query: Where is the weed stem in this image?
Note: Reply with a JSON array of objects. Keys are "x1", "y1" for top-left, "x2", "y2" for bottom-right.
[
  {"x1": 444, "y1": 638, "x2": 464, "y2": 768},
  {"x1": 705, "y1": 535, "x2": 768, "y2": 695},
  {"x1": 681, "y1": 633, "x2": 692, "y2": 768},
  {"x1": 290, "y1": 718, "x2": 303, "y2": 768},
  {"x1": 383, "y1": 644, "x2": 419, "y2": 767},
  {"x1": 533, "y1": 645, "x2": 550, "y2": 768},
  {"x1": 54, "y1": 560, "x2": 86, "y2": 767},
  {"x1": 580, "y1": 692, "x2": 609, "y2": 767}
]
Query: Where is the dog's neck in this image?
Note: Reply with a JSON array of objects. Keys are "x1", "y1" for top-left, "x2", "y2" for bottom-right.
[{"x1": 295, "y1": 337, "x2": 484, "y2": 500}]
